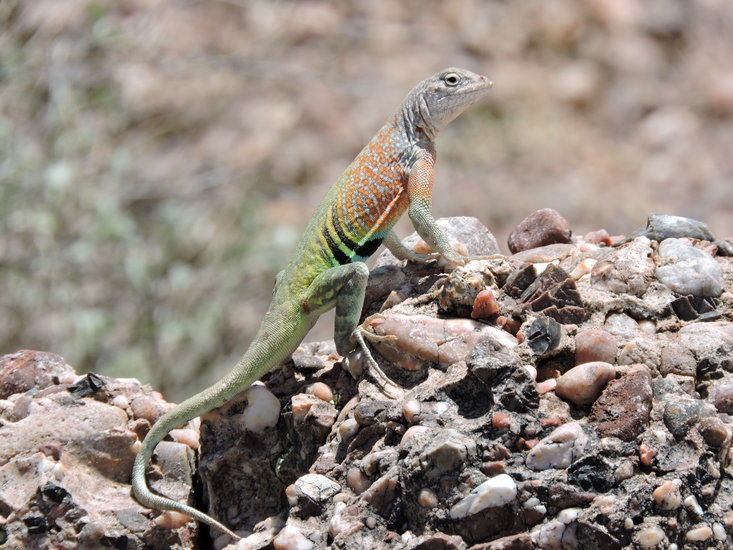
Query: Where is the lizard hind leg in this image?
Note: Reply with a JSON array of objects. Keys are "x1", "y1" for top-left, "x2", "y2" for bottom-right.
[{"x1": 302, "y1": 262, "x2": 402, "y2": 398}]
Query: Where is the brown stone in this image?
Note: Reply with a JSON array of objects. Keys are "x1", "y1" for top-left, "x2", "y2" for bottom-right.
[
  {"x1": 508, "y1": 208, "x2": 572, "y2": 253},
  {"x1": 575, "y1": 329, "x2": 617, "y2": 365},
  {"x1": 589, "y1": 366, "x2": 653, "y2": 441}
]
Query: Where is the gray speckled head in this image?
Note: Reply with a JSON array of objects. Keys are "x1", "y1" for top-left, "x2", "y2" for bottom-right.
[{"x1": 403, "y1": 68, "x2": 493, "y2": 137}]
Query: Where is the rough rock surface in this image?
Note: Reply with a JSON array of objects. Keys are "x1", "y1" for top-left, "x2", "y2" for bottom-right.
[
  {"x1": 0, "y1": 350, "x2": 198, "y2": 549},
  {"x1": 4, "y1": 214, "x2": 733, "y2": 550}
]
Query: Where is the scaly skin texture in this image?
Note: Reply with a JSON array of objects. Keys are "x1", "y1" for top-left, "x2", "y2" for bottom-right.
[{"x1": 132, "y1": 68, "x2": 492, "y2": 539}]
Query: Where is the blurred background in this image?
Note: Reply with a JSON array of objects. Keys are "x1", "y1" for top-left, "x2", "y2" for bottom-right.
[{"x1": 1, "y1": 0, "x2": 732, "y2": 401}]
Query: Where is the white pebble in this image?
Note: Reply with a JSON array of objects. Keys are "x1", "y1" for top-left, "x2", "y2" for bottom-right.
[
  {"x1": 526, "y1": 422, "x2": 588, "y2": 470},
  {"x1": 555, "y1": 362, "x2": 615, "y2": 407},
  {"x1": 338, "y1": 417, "x2": 359, "y2": 441},
  {"x1": 111, "y1": 395, "x2": 129, "y2": 409},
  {"x1": 638, "y1": 319, "x2": 656, "y2": 335},
  {"x1": 240, "y1": 384, "x2": 281, "y2": 433},
  {"x1": 570, "y1": 258, "x2": 597, "y2": 280},
  {"x1": 656, "y1": 238, "x2": 722, "y2": 297},
  {"x1": 328, "y1": 502, "x2": 363, "y2": 538},
  {"x1": 402, "y1": 398, "x2": 421, "y2": 423},
  {"x1": 292, "y1": 473, "x2": 340, "y2": 503},
  {"x1": 636, "y1": 526, "x2": 666, "y2": 548},
  {"x1": 418, "y1": 488, "x2": 438, "y2": 508},
  {"x1": 170, "y1": 428, "x2": 199, "y2": 450},
  {"x1": 523, "y1": 365, "x2": 537, "y2": 380},
  {"x1": 532, "y1": 520, "x2": 566, "y2": 549},
  {"x1": 625, "y1": 518, "x2": 634, "y2": 529},
  {"x1": 523, "y1": 497, "x2": 541, "y2": 508},
  {"x1": 273, "y1": 525, "x2": 314, "y2": 550},
  {"x1": 712, "y1": 522, "x2": 726, "y2": 541},
  {"x1": 306, "y1": 382, "x2": 333, "y2": 402},
  {"x1": 685, "y1": 524, "x2": 712, "y2": 542},
  {"x1": 652, "y1": 480, "x2": 681, "y2": 510},
  {"x1": 684, "y1": 495, "x2": 704, "y2": 517},
  {"x1": 558, "y1": 508, "x2": 581, "y2": 524},
  {"x1": 449, "y1": 474, "x2": 517, "y2": 519}
]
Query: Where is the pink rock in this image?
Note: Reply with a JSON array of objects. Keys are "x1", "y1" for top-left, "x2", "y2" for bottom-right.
[
  {"x1": 575, "y1": 329, "x2": 617, "y2": 365},
  {"x1": 584, "y1": 229, "x2": 613, "y2": 246},
  {"x1": 507, "y1": 209, "x2": 572, "y2": 254},
  {"x1": 555, "y1": 361, "x2": 616, "y2": 407}
]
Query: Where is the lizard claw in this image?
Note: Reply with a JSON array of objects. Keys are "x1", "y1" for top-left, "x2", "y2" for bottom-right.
[{"x1": 350, "y1": 326, "x2": 404, "y2": 399}]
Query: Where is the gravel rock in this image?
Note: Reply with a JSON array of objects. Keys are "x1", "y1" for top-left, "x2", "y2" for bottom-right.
[
  {"x1": 626, "y1": 214, "x2": 715, "y2": 242},
  {"x1": 574, "y1": 329, "x2": 617, "y2": 365},
  {"x1": 507, "y1": 209, "x2": 572, "y2": 254},
  {"x1": 588, "y1": 366, "x2": 653, "y2": 441},
  {"x1": 526, "y1": 422, "x2": 588, "y2": 470},
  {"x1": 0, "y1": 351, "x2": 196, "y2": 549},
  {"x1": 656, "y1": 238, "x2": 723, "y2": 297},
  {"x1": 555, "y1": 361, "x2": 616, "y2": 407}
]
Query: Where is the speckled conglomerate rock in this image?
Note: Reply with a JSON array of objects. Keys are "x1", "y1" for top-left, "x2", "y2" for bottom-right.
[
  {"x1": 0, "y1": 350, "x2": 198, "y2": 549},
  {"x1": 6, "y1": 215, "x2": 733, "y2": 550},
  {"x1": 191, "y1": 216, "x2": 733, "y2": 550}
]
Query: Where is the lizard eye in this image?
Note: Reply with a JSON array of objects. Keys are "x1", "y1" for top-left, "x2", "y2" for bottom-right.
[{"x1": 443, "y1": 73, "x2": 460, "y2": 86}]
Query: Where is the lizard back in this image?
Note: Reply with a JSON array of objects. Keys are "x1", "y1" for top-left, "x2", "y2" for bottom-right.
[{"x1": 279, "y1": 123, "x2": 417, "y2": 293}]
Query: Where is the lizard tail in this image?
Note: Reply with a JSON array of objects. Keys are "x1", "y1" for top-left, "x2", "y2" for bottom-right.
[{"x1": 132, "y1": 370, "x2": 248, "y2": 540}]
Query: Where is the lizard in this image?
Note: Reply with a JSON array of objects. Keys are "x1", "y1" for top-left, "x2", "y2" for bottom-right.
[{"x1": 132, "y1": 67, "x2": 493, "y2": 539}]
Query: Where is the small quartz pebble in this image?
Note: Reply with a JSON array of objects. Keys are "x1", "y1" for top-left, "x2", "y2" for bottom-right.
[
  {"x1": 170, "y1": 428, "x2": 199, "y2": 450},
  {"x1": 306, "y1": 382, "x2": 333, "y2": 402},
  {"x1": 273, "y1": 525, "x2": 314, "y2": 550},
  {"x1": 584, "y1": 229, "x2": 612, "y2": 246},
  {"x1": 153, "y1": 511, "x2": 191, "y2": 530},
  {"x1": 401, "y1": 425, "x2": 430, "y2": 446},
  {"x1": 111, "y1": 395, "x2": 129, "y2": 409},
  {"x1": 338, "y1": 417, "x2": 359, "y2": 441},
  {"x1": 526, "y1": 422, "x2": 587, "y2": 470},
  {"x1": 653, "y1": 479, "x2": 682, "y2": 510},
  {"x1": 712, "y1": 522, "x2": 726, "y2": 541},
  {"x1": 636, "y1": 526, "x2": 666, "y2": 549},
  {"x1": 574, "y1": 329, "x2": 617, "y2": 365},
  {"x1": 508, "y1": 208, "x2": 572, "y2": 253},
  {"x1": 555, "y1": 361, "x2": 615, "y2": 407},
  {"x1": 570, "y1": 258, "x2": 597, "y2": 279},
  {"x1": 656, "y1": 238, "x2": 723, "y2": 297},
  {"x1": 402, "y1": 398, "x2": 421, "y2": 423},
  {"x1": 346, "y1": 467, "x2": 371, "y2": 495},
  {"x1": 418, "y1": 488, "x2": 438, "y2": 508},
  {"x1": 291, "y1": 473, "x2": 340, "y2": 504},
  {"x1": 449, "y1": 474, "x2": 517, "y2": 519},
  {"x1": 291, "y1": 393, "x2": 320, "y2": 422},
  {"x1": 239, "y1": 383, "x2": 281, "y2": 432},
  {"x1": 684, "y1": 495, "x2": 704, "y2": 517},
  {"x1": 685, "y1": 524, "x2": 713, "y2": 542}
]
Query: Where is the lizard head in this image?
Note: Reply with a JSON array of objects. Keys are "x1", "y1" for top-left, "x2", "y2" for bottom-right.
[{"x1": 410, "y1": 68, "x2": 492, "y2": 137}]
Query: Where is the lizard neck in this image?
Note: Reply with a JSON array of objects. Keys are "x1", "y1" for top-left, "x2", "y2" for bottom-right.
[{"x1": 392, "y1": 97, "x2": 437, "y2": 148}]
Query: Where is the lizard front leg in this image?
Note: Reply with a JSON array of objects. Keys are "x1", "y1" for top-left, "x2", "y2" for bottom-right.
[
  {"x1": 302, "y1": 262, "x2": 401, "y2": 397},
  {"x1": 383, "y1": 230, "x2": 441, "y2": 263},
  {"x1": 406, "y1": 152, "x2": 501, "y2": 266}
]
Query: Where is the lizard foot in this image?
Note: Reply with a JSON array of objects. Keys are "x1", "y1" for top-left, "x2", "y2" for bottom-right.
[{"x1": 348, "y1": 326, "x2": 404, "y2": 399}]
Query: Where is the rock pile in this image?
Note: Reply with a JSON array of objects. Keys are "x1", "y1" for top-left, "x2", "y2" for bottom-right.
[{"x1": 1, "y1": 211, "x2": 732, "y2": 550}]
